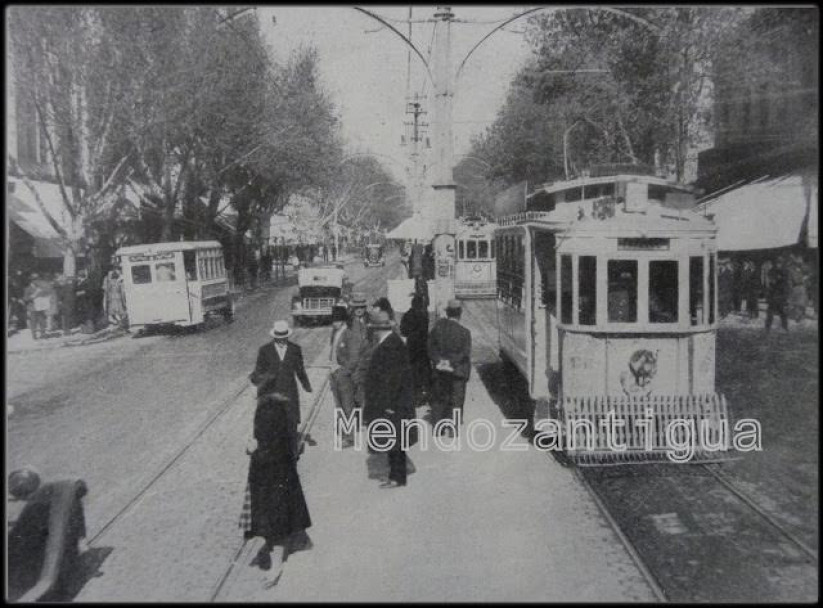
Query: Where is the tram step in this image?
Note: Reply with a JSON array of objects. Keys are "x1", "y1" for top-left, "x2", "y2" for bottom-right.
[{"x1": 559, "y1": 393, "x2": 733, "y2": 465}]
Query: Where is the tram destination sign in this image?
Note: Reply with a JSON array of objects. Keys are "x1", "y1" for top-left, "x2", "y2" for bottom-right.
[
  {"x1": 128, "y1": 252, "x2": 176, "y2": 262},
  {"x1": 617, "y1": 237, "x2": 670, "y2": 251}
]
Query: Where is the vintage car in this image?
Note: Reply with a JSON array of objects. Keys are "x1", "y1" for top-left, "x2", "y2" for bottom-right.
[
  {"x1": 291, "y1": 264, "x2": 349, "y2": 325},
  {"x1": 363, "y1": 243, "x2": 385, "y2": 267}
]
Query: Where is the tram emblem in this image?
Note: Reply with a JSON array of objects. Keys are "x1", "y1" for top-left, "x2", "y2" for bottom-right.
[{"x1": 620, "y1": 349, "x2": 659, "y2": 396}]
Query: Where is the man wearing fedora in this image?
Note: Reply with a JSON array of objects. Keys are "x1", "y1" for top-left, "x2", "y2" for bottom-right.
[
  {"x1": 428, "y1": 299, "x2": 472, "y2": 435},
  {"x1": 251, "y1": 320, "x2": 313, "y2": 458},
  {"x1": 363, "y1": 309, "x2": 415, "y2": 487},
  {"x1": 338, "y1": 292, "x2": 371, "y2": 413}
]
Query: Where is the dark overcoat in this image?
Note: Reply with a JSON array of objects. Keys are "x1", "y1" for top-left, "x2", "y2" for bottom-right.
[
  {"x1": 247, "y1": 398, "x2": 311, "y2": 541},
  {"x1": 363, "y1": 332, "x2": 415, "y2": 445},
  {"x1": 250, "y1": 341, "x2": 312, "y2": 424},
  {"x1": 428, "y1": 318, "x2": 472, "y2": 380}
]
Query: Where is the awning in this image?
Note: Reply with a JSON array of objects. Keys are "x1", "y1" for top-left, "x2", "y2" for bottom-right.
[
  {"x1": 386, "y1": 214, "x2": 434, "y2": 241},
  {"x1": 7, "y1": 178, "x2": 71, "y2": 258},
  {"x1": 697, "y1": 174, "x2": 818, "y2": 251}
]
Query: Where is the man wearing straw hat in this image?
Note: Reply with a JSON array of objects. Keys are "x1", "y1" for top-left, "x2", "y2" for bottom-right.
[{"x1": 251, "y1": 320, "x2": 313, "y2": 457}]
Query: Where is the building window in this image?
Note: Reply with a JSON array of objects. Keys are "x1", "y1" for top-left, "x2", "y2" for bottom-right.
[
  {"x1": 578, "y1": 256, "x2": 597, "y2": 325},
  {"x1": 560, "y1": 255, "x2": 573, "y2": 324},
  {"x1": 608, "y1": 260, "x2": 638, "y2": 323},
  {"x1": 690, "y1": 257, "x2": 704, "y2": 325},
  {"x1": 649, "y1": 260, "x2": 678, "y2": 323}
]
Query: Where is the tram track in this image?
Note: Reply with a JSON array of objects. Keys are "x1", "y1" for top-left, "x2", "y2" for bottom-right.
[{"x1": 78, "y1": 257, "x2": 397, "y2": 601}]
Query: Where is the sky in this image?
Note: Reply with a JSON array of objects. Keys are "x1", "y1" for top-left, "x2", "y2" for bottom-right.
[{"x1": 258, "y1": 5, "x2": 534, "y2": 180}]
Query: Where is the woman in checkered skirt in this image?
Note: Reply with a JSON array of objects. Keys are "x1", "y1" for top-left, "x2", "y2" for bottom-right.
[{"x1": 240, "y1": 392, "x2": 311, "y2": 586}]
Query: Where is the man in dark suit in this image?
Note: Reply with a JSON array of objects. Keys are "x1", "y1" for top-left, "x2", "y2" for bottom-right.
[
  {"x1": 428, "y1": 299, "x2": 472, "y2": 434},
  {"x1": 250, "y1": 320, "x2": 313, "y2": 457},
  {"x1": 364, "y1": 309, "x2": 415, "y2": 488}
]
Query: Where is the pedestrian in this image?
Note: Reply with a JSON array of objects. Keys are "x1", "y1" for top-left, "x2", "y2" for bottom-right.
[
  {"x1": 787, "y1": 254, "x2": 809, "y2": 322},
  {"x1": 718, "y1": 259, "x2": 734, "y2": 318},
  {"x1": 248, "y1": 255, "x2": 259, "y2": 289},
  {"x1": 765, "y1": 257, "x2": 790, "y2": 332},
  {"x1": 372, "y1": 296, "x2": 399, "y2": 334},
  {"x1": 399, "y1": 242, "x2": 410, "y2": 278},
  {"x1": 23, "y1": 273, "x2": 51, "y2": 340},
  {"x1": 241, "y1": 392, "x2": 312, "y2": 588},
  {"x1": 423, "y1": 243, "x2": 435, "y2": 282},
  {"x1": 428, "y1": 299, "x2": 472, "y2": 434},
  {"x1": 400, "y1": 293, "x2": 432, "y2": 407},
  {"x1": 336, "y1": 292, "x2": 371, "y2": 414},
  {"x1": 329, "y1": 305, "x2": 355, "y2": 447},
  {"x1": 363, "y1": 309, "x2": 415, "y2": 488},
  {"x1": 742, "y1": 259, "x2": 760, "y2": 319},
  {"x1": 409, "y1": 242, "x2": 425, "y2": 280},
  {"x1": 250, "y1": 320, "x2": 313, "y2": 458},
  {"x1": 8, "y1": 467, "x2": 89, "y2": 601},
  {"x1": 731, "y1": 258, "x2": 743, "y2": 314},
  {"x1": 102, "y1": 268, "x2": 127, "y2": 329}
]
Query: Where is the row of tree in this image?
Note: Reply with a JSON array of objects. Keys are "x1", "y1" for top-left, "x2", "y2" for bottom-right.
[
  {"x1": 9, "y1": 6, "x2": 407, "y2": 286},
  {"x1": 454, "y1": 6, "x2": 818, "y2": 215}
]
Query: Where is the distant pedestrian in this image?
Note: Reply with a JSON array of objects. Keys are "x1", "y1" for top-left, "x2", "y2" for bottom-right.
[
  {"x1": 250, "y1": 320, "x2": 313, "y2": 457},
  {"x1": 428, "y1": 299, "x2": 472, "y2": 434},
  {"x1": 787, "y1": 254, "x2": 809, "y2": 322},
  {"x1": 23, "y1": 274, "x2": 52, "y2": 339},
  {"x1": 409, "y1": 242, "x2": 425, "y2": 279},
  {"x1": 423, "y1": 243, "x2": 435, "y2": 282},
  {"x1": 718, "y1": 259, "x2": 734, "y2": 318},
  {"x1": 363, "y1": 309, "x2": 415, "y2": 488},
  {"x1": 372, "y1": 297, "x2": 398, "y2": 334},
  {"x1": 400, "y1": 294, "x2": 431, "y2": 407},
  {"x1": 742, "y1": 259, "x2": 760, "y2": 319},
  {"x1": 329, "y1": 305, "x2": 355, "y2": 447},
  {"x1": 102, "y1": 268, "x2": 127, "y2": 329},
  {"x1": 765, "y1": 257, "x2": 789, "y2": 332},
  {"x1": 241, "y1": 392, "x2": 312, "y2": 588}
]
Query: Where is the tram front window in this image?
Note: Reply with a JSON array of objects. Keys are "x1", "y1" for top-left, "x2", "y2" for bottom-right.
[
  {"x1": 466, "y1": 240, "x2": 477, "y2": 259},
  {"x1": 578, "y1": 256, "x2": 597, "y2": 325},
  {"x1": 608, "y1": 260, "x2": 637, "y2": 323},
  {"x1": 649, "y1": 260, "x2": 678, "y2": 323},
  {"x1": 561, "y1": 255, "x2": 573, "y2": 324},
  {"x1": 690, "y1": 257, "x2": 704, "y2": 325},
  {"x1": 479, "y1": 240, "x2": 489, "y2": 259}
]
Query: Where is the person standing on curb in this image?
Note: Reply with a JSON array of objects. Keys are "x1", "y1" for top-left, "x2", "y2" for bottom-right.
[
  {"x1": 240, "y1": 392, "x2": 312, "y2": 589},
  {"x1": 428, "y1": 299, "x2": 472, "y2": 435},
  {"x1": 329, "y1": 305, "x2": 355, "y2": 447},
  {"x1": 363, "y1": 309, "x2": 415, "y2": 488},
  {"x1": 250, "y1": 320, "x2": 313, "y2": 457},
  {"x1": 400, "y1": 294, "x2": 431, "y2": 407},
  {"x1": 765, "y1": 256, "x2": 790, "y2": 332}
]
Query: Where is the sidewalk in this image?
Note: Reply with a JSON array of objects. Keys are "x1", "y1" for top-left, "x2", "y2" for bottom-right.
[
  {"x1": 219, "y1": 369, "x2": 657, "y2": 601},
  {"x1": 6, "y1": 324, "x2": 129, "y2": 354}
]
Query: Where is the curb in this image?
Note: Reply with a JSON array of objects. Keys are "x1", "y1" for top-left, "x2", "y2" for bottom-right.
[{"x1": 7, "y1": 328, "x2": 128, "y2": 354}]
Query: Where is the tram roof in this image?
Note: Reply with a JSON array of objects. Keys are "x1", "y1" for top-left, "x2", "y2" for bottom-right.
[
  {"x1": 532, "y1": 173, "x2": 694, "y2": 196},
  {"x1": 499, "y1": 201, "x2": 716, "y2": 236},
  {"x1": 116, "y1": 240, "x2": 223, "y2": 255}
]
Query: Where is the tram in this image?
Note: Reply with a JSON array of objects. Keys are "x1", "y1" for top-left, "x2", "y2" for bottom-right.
[
  {"x1": 454, "y1": 215, "x2": 497, "y2": 299},
  {"x1": 495, "y1": 172, "x2": 730, "y2": 464},
  {"x1": 116, "y1": 241, "x2": 234, "y2": 331}
]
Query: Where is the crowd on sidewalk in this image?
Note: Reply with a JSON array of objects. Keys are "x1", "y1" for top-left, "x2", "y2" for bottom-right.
[
  {"x1": 241, "y1": 280, "x2": 472, "y2": 587},
  {"x1": 717, "y1": 251, "x2": 817, "y2": 331}
]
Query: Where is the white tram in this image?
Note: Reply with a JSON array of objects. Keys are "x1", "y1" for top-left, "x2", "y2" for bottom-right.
[
  {"x1": 496, "y1": 173, "x2": 730, "y2": 464},
  {"x1": 454, "y1": 216, "x2": 497, "y2": 299}
]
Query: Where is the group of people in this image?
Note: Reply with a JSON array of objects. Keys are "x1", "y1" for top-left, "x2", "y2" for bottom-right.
[
  {"x1": 400, "y1": 242, "x2": 435, "y2": 282},
  {"x1": 718, "y1": 252, "x2": 814, "y2": 331},
  {"x1": 241, "y1": 287, "x2": 472, "y2": 586}
]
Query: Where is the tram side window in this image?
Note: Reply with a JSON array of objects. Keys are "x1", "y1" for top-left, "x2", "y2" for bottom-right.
[
  {"x1": 184, "y1": 251, "x2": 197, "y2": 280},
  {"x1": 608, "y1": 260, "x2": 638, "y2": 323},
  {"x1": 479, "y1": 240, "x2": 489, "y2": 259},
  {"x1": 131, "y1": 264, "x2": 152, "y2": 285},
  {"x1": 560, "y1": 255, "x2": 573, "y2": 324},
  {"x1": 156, "y1": 262, "x2": 176, "y2": 282},
  {"x1": 708, "y1": 254, "x2": 716, "y2": 324},
  {"x1": 466, "y1": 240, "x2": 477, "y2": 259},
  {"x1": 218, "y1": 255, "x2": 225, "y2": 278},
  {"x1": 690, "y1": 257, "x2": 704, "y2": 325},
  {"x1": 578, "y1": 256, "x2": 597, "y2": 325},
  {"x1": 458, "y1": 241, "x2": 465, "y2": 260},
  {"x1": 649, "y1": 260, "x2": 678, "y2": 323},
  {"x1": 490, "y1": 240, "x2": 495, "y2": 259}
]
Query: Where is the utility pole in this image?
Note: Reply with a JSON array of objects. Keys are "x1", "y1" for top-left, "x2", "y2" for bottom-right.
[
  {"x1": 403, "y1": 94, "x2": 428, "y2": 216},
  {"x1": 429, "y1": 5, "x2": 457, "y2": 315}
]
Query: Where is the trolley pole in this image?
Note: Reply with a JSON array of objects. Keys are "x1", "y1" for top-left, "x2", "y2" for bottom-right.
[{"x1": 429, "y1": 5, "x2": 457, "y2": 315}]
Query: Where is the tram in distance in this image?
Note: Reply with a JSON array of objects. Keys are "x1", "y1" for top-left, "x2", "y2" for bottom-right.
[
  {"x1": 454, "y1": 215, "x2": 498, "y2": 299},
  {"x1": 494, "y1": 170, "x2": 730, "y2": 464}
]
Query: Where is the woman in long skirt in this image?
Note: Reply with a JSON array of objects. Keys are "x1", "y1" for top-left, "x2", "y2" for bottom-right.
[{"x1": 241, "y1": 392, "x2": 312, "y2": 586}]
